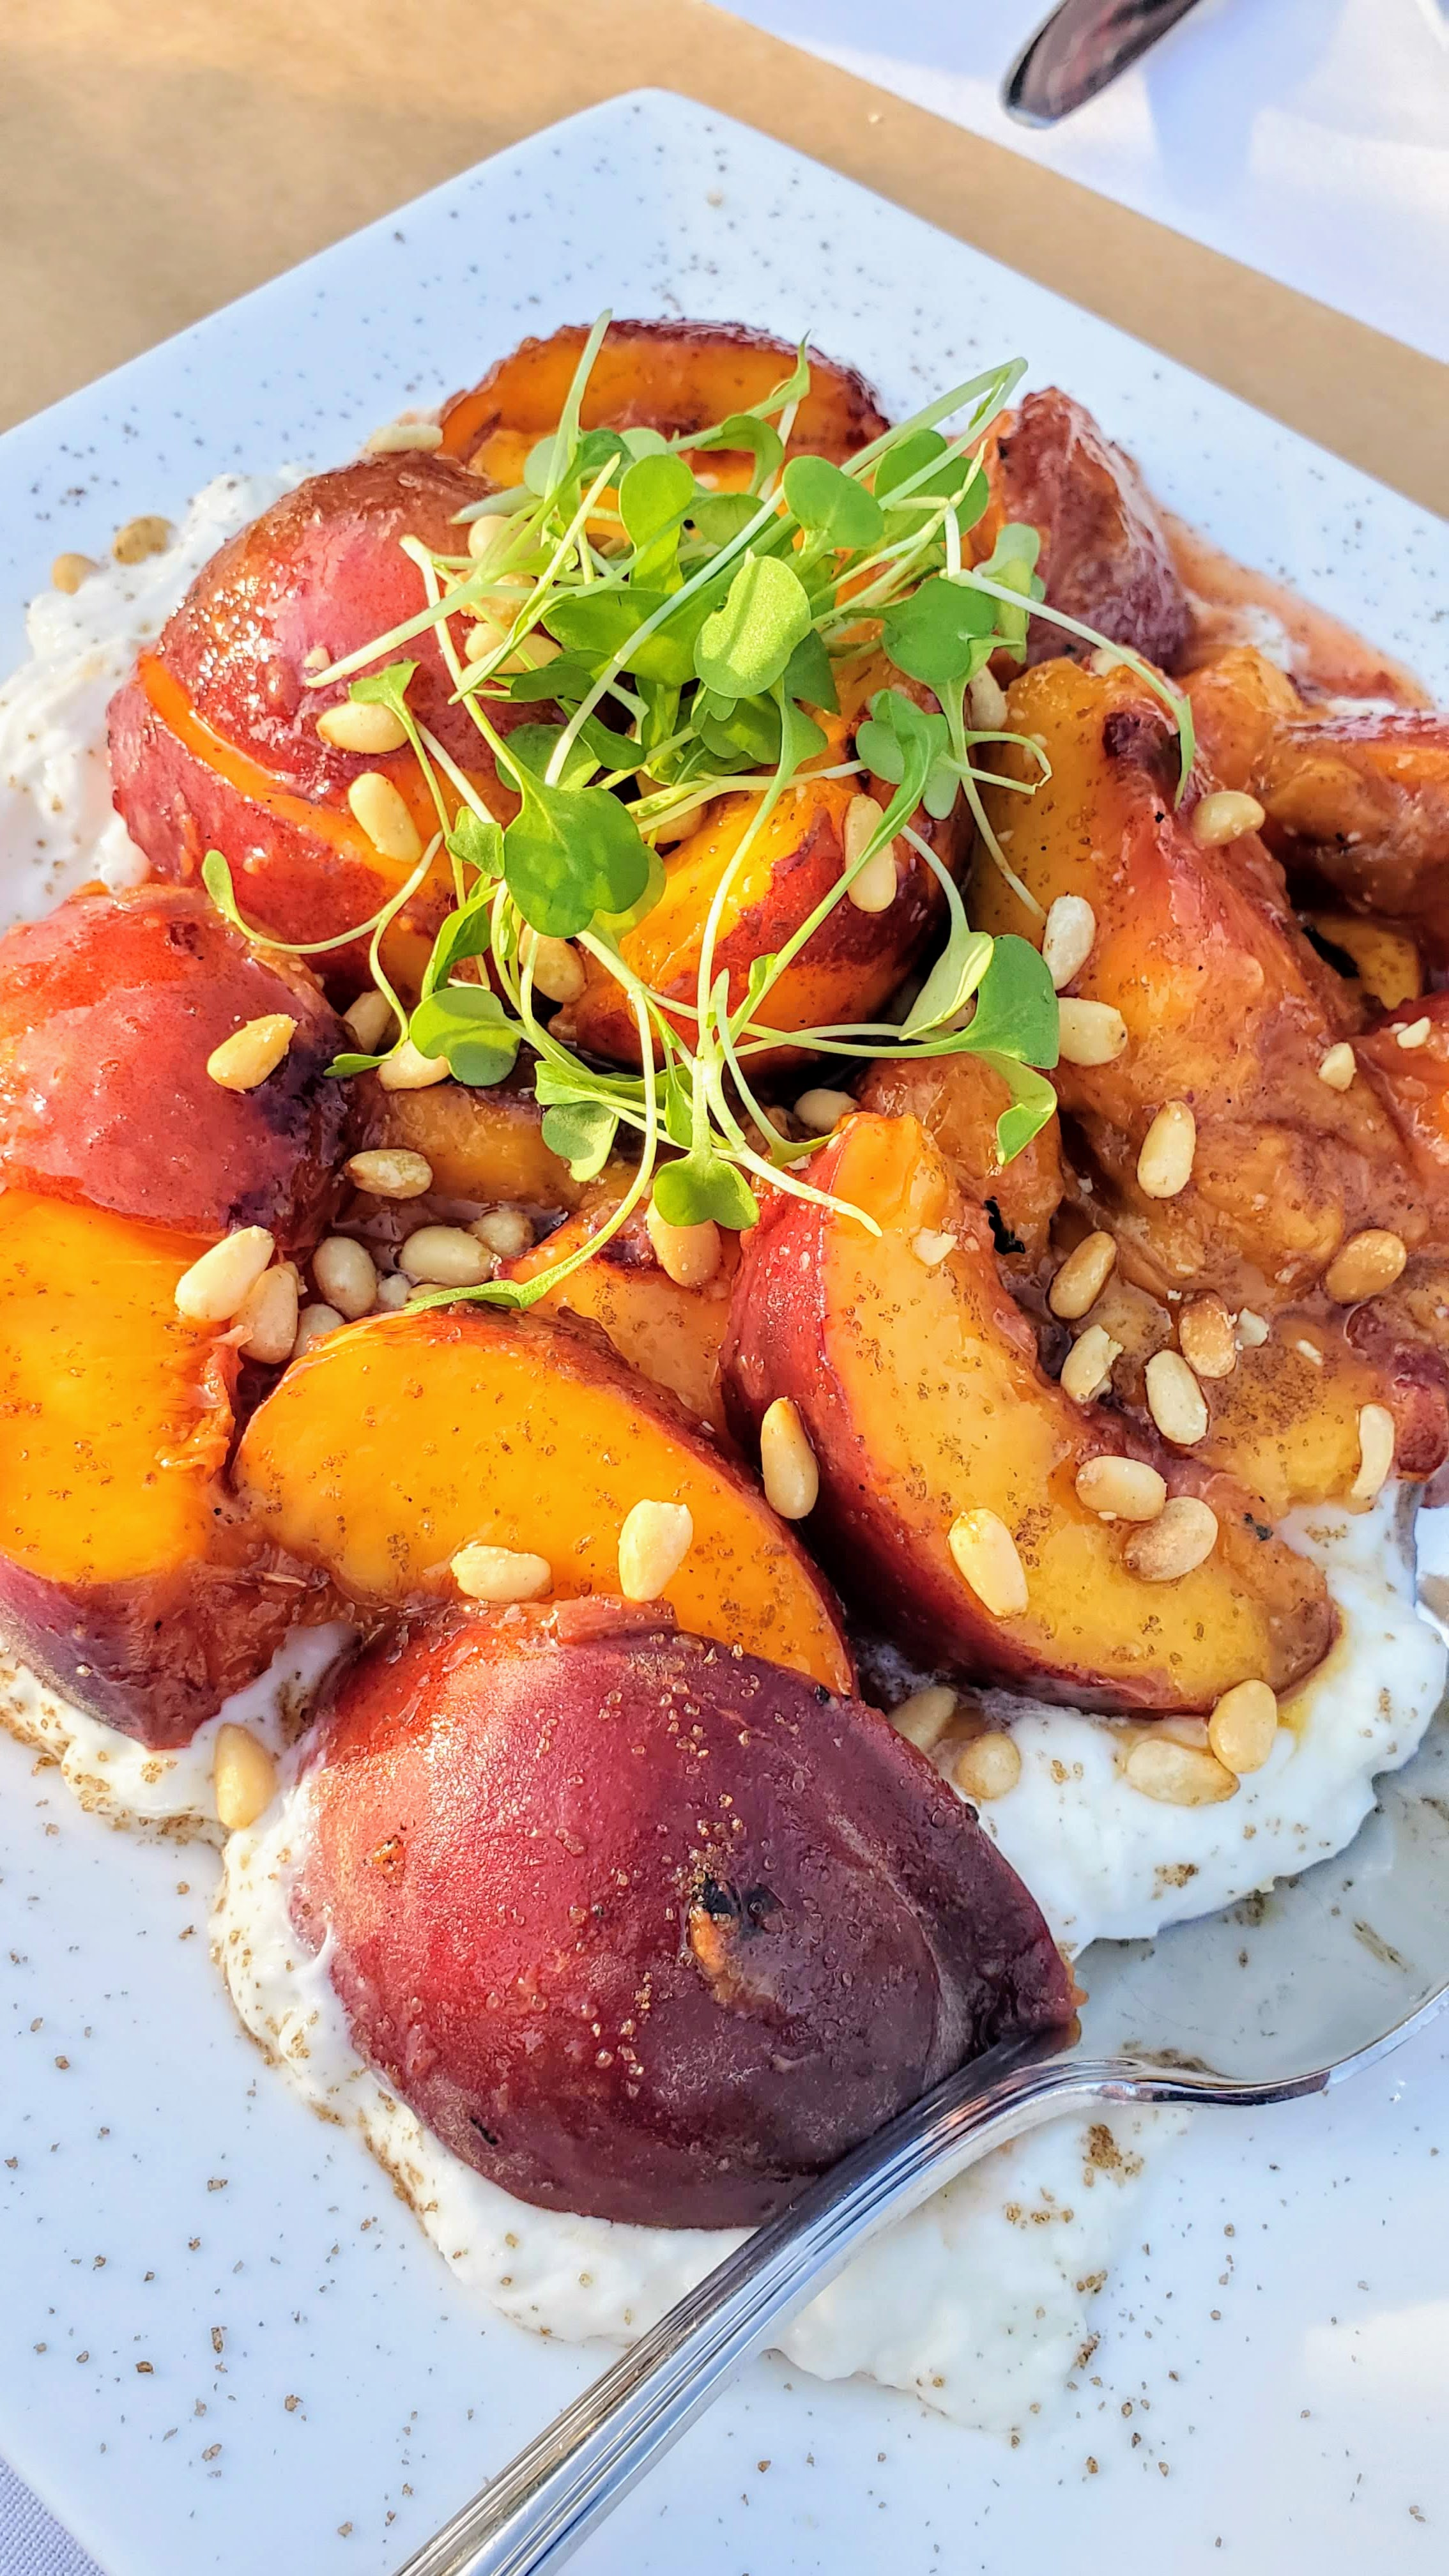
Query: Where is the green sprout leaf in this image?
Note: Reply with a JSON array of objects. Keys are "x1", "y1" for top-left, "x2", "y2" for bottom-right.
[
  {"x1": 691, "y1": 413, "x2": 783, "y2": 493},
  {"x1": 620, "y1": 451, "x2": 696, "y2": 555},
  {"x1": 881, "y1": 574, "x2": 998, "y2": 690},
  {"x1": 595, "y1": 840, "x2": 666, "y2": 933},
  {"x1": 508, "y1": 655, "x2": 596, "y2": 705},
  {"x1": 694, "y1": 552, "x2": 813, "y2": 700},
  {"x1": 958, "y1": 932, "x2": 1059, "y2": 1067},
  {"x1": 988, "y1": 1061, "x2": 1059, "y2": 1162},
  {"x1": 326, "y1": 1049, "x2": 388, "y2": 1078},
  {"x1": 420, "y1": 896, "x2": 495, "y2": 1000},
  {"x1": 445, "y1": 806, "x2": 503, "y2": 876},
  {"x1": 409, "y1": 987, "x2": 519, "y2": 1087},
  {"x1": 540, "y1": 1100, "x2": 620, "y2": 1182},
  {"x1": 501, "y1": 766, "x2": 650, "y2": 937},
  {"x1": 652, "y1": 1150, "x2": 760, "y2": 1232},
  {"x1": 505, "y1": 723, "x2": 601, "y2": 790},
  {"x1": 855, "y1": 689, "x2": 950, "y2": 826},
  {"x1": 781, "y1": 625, "x2": 839, "y2": 716},
  {"x1": 971, "y1": 523, "x2": 1043, "y2": 660},
  {"x1": 689, "y1": 491, "x2": 761, "y2": 548},
  {"x1": 782, "y1": 454, "x2": 884, "y2": 551},
  {"x1": 350, "y1": 658, "x2": 419, "y2": 713},
  {"x1": 873, "y1": 431, "x2": 979, "y2": 511},
  {"x1": 902, "y1": 927, "x2": 995, "y2": 1037}
]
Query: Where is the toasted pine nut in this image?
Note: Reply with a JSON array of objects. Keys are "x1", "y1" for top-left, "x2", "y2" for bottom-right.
[
  {"x1": 175, "y1": 1227, "x2": 275, "y2": 1324},
  {"x1": 760, "y1": 1397, "x2": 819, "y2": 1520},
  {"x1": 1396, "y1": 1016, "x2": 1432, "y2": 1050},
  {"x1": 1124, "y1": 1495, "x2": 1218, "y2": 1581},
  {"x1": 467, "y1": 514, "x2": 518, "y2": 565},
  {"x1": 450, "y1": 1542, "x2": 551, "y2": 1602},
  {"x1": 795, "y1": 1087, "x2": 857, "y2": 1135},
  {"x1": 1075, "y1": 1456, "x2": 1167, "y2": 1522},
  {"x1": 365, "y1": 418, "x2": 443, "y2": 453},
  {"x1": 1057, "y1": 998, "x2": 1128, "y2": 1067},
  {"x1": 213, "y1": 1725, "x2": 279, "y2": 1832},
  {"x1": 1178, "y1": 1295, "x2": 1237, "y2": 1381},
  {"x1": 472, "y1": 1208, "x2": 533, "y2": 1257},
  {"x1": 1049, "y1": 1230, "x2": 1117, "y2": 1321},
  {"x1": 1236, "y1": 1308, "x2": 1270, "y2": 1348},
  {"x1": 890, "y1": 1685, "x2": 956, "y2": 1751},
  {"x1": 51, "y1": 551, "x2": 100, "y2": 594},
  {"x1": 317, "y1": 699, "x2": 410, "y2": 754},
  {"x1": 912, "y1": 1228, "x2": 958, "y2": 1269},
  {"x1": 399, "y1": 1225, "x2": 489, "y2": 1287},
  {"x1": 1207, "y1": 1680, "x2": 1278, "y2": 1775},
  {"x1": 292, "y1": 1301, "x2": 344, "y2": 1358},
  {"x1": 521, "y1": 930, "x2": 586, "y2": 1005},
  {"x1": 206, "y1": 1013, "x2": 296, "y2": 1092},
  {"x1": 1351, "y1": 1401, "x2": 1396, "y2": 1505},
  {"x1": 1060, "y1": 1324, "x2": 1123, "y2": 1404},
  {"x1": 1125, "y1": 1736, "x2": 1238, "y2": 1805},
  {"x1": 347, "y1": 771, "x2": 423, "y2": 865},
  {"x1": 1318, "y1": 1041, "x2": 1356, "y2": 1091},
  {"x1": 373, "y1": 1273, "x2": 411, "y2": 1310},
  {"x1": 1324, "y1": 1228, "x2": 1407, "y2": 1304},
  {"x1": 843, "y1": 794, "x2": 898, "y2": 912},
  {"x1": 947, "y1": 1510, "x2": 1028, "y2": 1618},
  {"x1": 618, "y1": 1499, "x2": 694, "y2": 1600},
  {"x1": 953, "y1": 1731, "x2": 1022, "y2": 1801},
  {"x1": 1137, "y1": 1100, "x2": 1196, "y2": 1199},
  {"x1": 343, "y1": 988, "x2": 397, "y2": 1052},
  {"x1": 1041, "y1": 894, "x2": 1096, "y2": 990},
  {"x1": 645, "y1": 1203, "x2": 721, "y2": 1289},
  {"x1": 312, "y1": 1235, "x2": 378, "y2": 1320},
  {"x1": 112, "y1": 514, "x2": 173, "y2": 565},
  {"x1": 1144, "y1": 1347, "x2": 1209, "y2": 1445},
  {"x1": 345, "y1": 1146, "x2": 434, "y2": 1199},
  {"x1": 378, "y1": 1038, "x2": 450, "y2": 1092},
  {"x1": 1190, "y1": 789, "x2": 1266, "y2": 847},
  {"x1": 236, "y1": 1261, "x2": 299, "y2": 1364},
  {"x1": 967, "y1": 669, "x2": 1009, "y2": 731}
]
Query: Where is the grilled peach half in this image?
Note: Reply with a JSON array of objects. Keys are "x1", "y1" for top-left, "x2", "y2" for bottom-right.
[{"x1": 503, "y1": 1194, "x2": 735, "y2": 1436}]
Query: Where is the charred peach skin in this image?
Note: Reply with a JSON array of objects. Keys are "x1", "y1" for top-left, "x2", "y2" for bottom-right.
[
  {"x1": 0, "y1": 886, "x2": 347, "y2": 1252},
  {"x1": 437, "y1": 319, "x2": 889, "y2": 489},
  {"x1": 288, "y1": 1603, "x2": 1075, "y2": 2228},
  {"x1": 235, "y1": 1303, "x2": 851, "y2": 1690},
  {"x1": 348, "y1": 1062, "x2": 614, "y2": 1213},
  {"x1": 725, "y1": 1115, "x2": 1335, "y2": 1711},
  {"x1": 108, "y1": 456, "x2": 538, "y2": 994},
  {"x1": 505, "y1": 1197, "x2": 735, "y2": 1435},
  {"x1": 972, "y1": 659, "x2": 1427, "y2": 1308},
  {"x1": 0, "y1": 1193, "x2": 312, "y2": 1747}
]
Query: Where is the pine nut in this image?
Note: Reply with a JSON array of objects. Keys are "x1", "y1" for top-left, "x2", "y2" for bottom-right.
[
  {"x1": 1124, "y1": 1496, "x2": 1218, "y2": 1581},
  {"x1": 520, "y1": 930, "x2": 586, "y2": 1005},
  {"x1": 1125, "y1": 1736, "x2": 1238, "y2": 1805},
  {"x1": 947, "y1": 1510, "x2": 1029, "y2": 1618},
  {"x1": 206, "y1": 1013, "x2": 296, "y2": 1092},
  {"x1": 1075, "y1": 1456, "x2": 1167, "y2": 1522},
  {"x1": 175, "y1": 1227, "x2": 275, "y2": 1323},
  {"x1": 1060, "y1": 1324, "x2": 1123, "y2": 1404},
  {"x1": 112, "y1": 514, "x2": 174, "y2": 565},
  {"x1": 317, "y1": 699, "x2": 410, "y2": 754},
  {"x1": 890, "y1": 1685, "x2": 956, "y2": 1751},
  {"x1": 967, "y1": 669, "x2": 1009, "y2": 730},
  {"x1": 365, "y1": 418, "x2": 443, "y2": 453},
  {"x1": 795, "y1": 1087, "x2": 857, "y2": 1135},
  {"x1": 760, "y1": 1397, "x2": 819, "y2": 1519},
  {"x1": 312, "y1": 1236, "x2": 378, "y2": 1320},
  {"x1": 954, "y1": 1731, "x2": 1022, "y2": 1800},
  {"x1": 344, "y1": 988, "x2": 397, "y2": 1051},
  {"x1": 1351, "y1": 1402, "x2": 1396, "y2": 1505},
  {"x1": 912, "y1": 1228, "x2": 958, "y2": 1268},
  {"x1": 51, "y1": 551, "x2": 100, "y2": 594},
  {"x1": 399, "y1": 1225, "x2": 489, "y2": 1287},
  {"x1": 1041, "y1": 894, "x2": 1096, "y2": 990},
  {"x1": 468, "y1": 514, "x2": 518, "y2": 565},
  {"x1": 347, "y1": 771, "x2": 423, "y2": 865},
  {"x1": 1144, "y1": 1348, "x2": 1209, "y2": 1445},
  {"x1": 236, "y1": 1261, "x2": 299, "y2": 1364},
  {"x1": 1178, "y1": 1294, "x2": 1237, "y2": 1380},
  {"x1": 373, "y1": 1273, "x2": 411, "y2": 1311},
  {"x1": 1396, "y1": 1015, "x2": 1432, "y2": 1050},
  {"x1": 1049, "y1": 1230, "x2": 1117, "y2": 1321},
  {"x1": 1190, "y1": 789, "x2": 1265, "y2": 846},
  {"x1": 450, "y1": 1542, "x2": 551, "y2": 1602},
  {"x1": 843, "y1": 794, "x2": 898, "y2": 912},
  {"x1": 1236, "y1": 1308, "x2": 1270, "y2": 1348},
  {"x1": 618, "y1": 1499, "x2": 694, "y2": 1601},
  {"x1": 1207, "y1": 1679, "x2": 1278, "y2": 1775},
  {"x1": 463, "y1": 615, "x2": 508, "y2": 663},
  {"x1": 1318, "y1": 1042, "x2": 1356, "y2": 1091},
  {"x1": 377, "y1": 1038, "x2": 450, "y2": 1092},
  {"x1": 1323, "y1": 1228, "x2": 1407, "y2": 1304},
  {"x1": 1057, "y1": 999, "x2": 1128, "y2": 1067},
  {"x1": 1137, "y1": 1100, "x2": 1196, "y2": 1199},
  {"x1": 213, "y1": 1725, "x2": 279, "y2": 1832},
  {"x1": 292, "y1": 1301, "x2": 344, "y2": 1358},
  {"x1": 645, "y1": 1203, "x2": 721, "y2": 1288},
  {"x1": 345, "y1": 1146, "x2": 434, "y2": 1199},
  {"x1": 471, "y1": 1208, "x2": 533, "y2": 1257}
]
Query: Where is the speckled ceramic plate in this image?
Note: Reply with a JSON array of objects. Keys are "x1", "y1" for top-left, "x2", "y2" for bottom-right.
[{"x1": 3, "y1": 88, "x2": 1449, "y2": 2576}]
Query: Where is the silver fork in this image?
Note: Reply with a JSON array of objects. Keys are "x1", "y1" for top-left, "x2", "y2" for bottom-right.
[{"x1": 396, "y1": 1681, "x2": 1449, "y2": 2576}]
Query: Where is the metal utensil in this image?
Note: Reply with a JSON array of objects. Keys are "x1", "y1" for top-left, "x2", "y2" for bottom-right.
[
  {"x1": 394, "y1": 1649, "x2": 1449, "y2": 2576},
  {"x1": 1003, "y1": 0, "x2": 1206, "y2": 125}
]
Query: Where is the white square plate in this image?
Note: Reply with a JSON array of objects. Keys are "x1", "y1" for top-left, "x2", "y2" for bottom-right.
[{"x1": 3, "y1": 88, "x2": 1448, "y2": 2576}]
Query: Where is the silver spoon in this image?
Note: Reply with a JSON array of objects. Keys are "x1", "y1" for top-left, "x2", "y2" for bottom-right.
[{"x1": 396, "y1": 1639, "x2": 1449, "y2": 2576}]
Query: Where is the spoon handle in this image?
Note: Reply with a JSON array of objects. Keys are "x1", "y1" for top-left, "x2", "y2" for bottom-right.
[
  {"x1": 392, "y1": 2043, "x2": 1171, "y2": 2576},
  {"x1": 1003, "y1": 0, "x2": 1206, "y2": 126}
]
